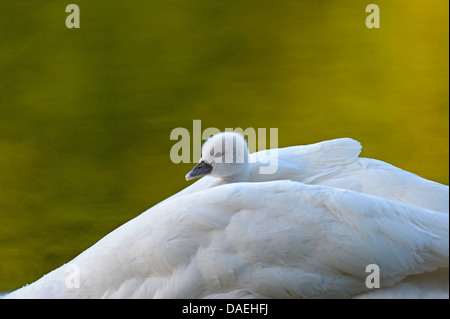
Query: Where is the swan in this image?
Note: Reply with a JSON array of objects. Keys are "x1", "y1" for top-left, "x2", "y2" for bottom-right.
[
  {"x1": 5, "y1": 133, "x2": 448, "y2": 298},
  {"x1": 178, "y1": 132, "x2": 448, "y2": 213}
]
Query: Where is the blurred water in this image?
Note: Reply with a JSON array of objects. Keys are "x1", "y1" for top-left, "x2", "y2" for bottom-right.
[{"x1": 0, "y1": 0, "x2": 448, "y2": 292}]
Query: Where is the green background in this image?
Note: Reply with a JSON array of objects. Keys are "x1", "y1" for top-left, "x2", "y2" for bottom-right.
[{"x1": 0, "y1": 0, "x2": 448, "y2": 292}]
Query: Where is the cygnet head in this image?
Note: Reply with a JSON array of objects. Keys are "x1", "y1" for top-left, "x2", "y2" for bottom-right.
[{"x1": 185, "y1": 132, "x2": 250, "y2": 183}]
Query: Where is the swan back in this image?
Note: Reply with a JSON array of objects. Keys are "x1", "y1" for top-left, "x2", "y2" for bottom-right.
[{"x1": 6, "y1": 181, "x2": 448, "y2": 298}]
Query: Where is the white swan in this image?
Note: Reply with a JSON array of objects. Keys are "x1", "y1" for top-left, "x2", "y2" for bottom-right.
[
  {"x1": 5, "y1": 133, "x2": 448, "y2": 298},
  {"x1": 178, "y1": 132, "x2": 448, "y2": 213}
]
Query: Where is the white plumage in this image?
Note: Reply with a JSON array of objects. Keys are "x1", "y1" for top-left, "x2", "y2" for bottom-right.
[
  {"x1": 5, "y1": 133, "x2": 449, "y2": 298},
  {"x1": 180, "y1": 133, "x2": 448, "y2": 213}
]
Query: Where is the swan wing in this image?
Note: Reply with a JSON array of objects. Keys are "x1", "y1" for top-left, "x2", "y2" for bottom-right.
[
  {"x1": 249, "y1": 138, "x2": 448, "y2": 213},
  {"x1": 249, "y1": 137, "x2": 362, "y2": 182}
]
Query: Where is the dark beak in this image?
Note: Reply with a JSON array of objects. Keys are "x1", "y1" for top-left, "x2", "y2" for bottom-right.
[{"x1": 185, "y1": 161, "x2": 213, "y2": 181}]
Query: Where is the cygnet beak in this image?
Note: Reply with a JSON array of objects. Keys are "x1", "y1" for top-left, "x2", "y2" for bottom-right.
[{"x1": 185, "y1": 160, "x2": 213, "y2": 181}]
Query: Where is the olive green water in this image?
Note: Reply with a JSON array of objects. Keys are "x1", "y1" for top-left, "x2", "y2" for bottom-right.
[{"x1": 0, "y1": 0, "x2": 448, "y2": 292}]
